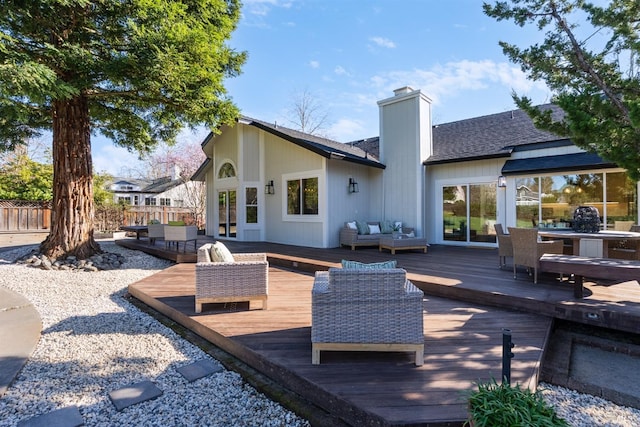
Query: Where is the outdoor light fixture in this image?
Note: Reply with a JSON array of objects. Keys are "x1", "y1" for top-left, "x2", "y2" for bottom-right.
[
  {"x1": 348, "y1": 177, "x2": 359, "y2": 193},
  {"x1": 498, "y1": 176, "x2": 507, "y2": 188},
  {"x1": 265, "y1": 180, "x2": 275, "y2": 195}
]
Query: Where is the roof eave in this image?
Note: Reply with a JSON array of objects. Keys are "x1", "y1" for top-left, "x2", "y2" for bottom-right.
[
  {"x1": 423, "y1": 152, "x2": 512, "y2": 166},
  {"x1": 248, "y1": 121, "x2": 385, "y2": 169}
]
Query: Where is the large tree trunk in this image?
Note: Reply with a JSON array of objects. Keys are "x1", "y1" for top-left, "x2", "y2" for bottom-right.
[{"x1": 41, "y1": 95, "x2": 101, "y2": 259}]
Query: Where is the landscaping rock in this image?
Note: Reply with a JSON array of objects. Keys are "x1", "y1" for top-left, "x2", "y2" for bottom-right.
[{"x1": 17, "y1": 250, "x2": 127, "y2": 272}]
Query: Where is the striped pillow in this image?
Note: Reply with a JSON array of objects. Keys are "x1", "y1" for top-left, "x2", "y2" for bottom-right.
[
  {"x1": 210, "y1": 242, "x2": 235, "y2": 263},
  {"x1": 341, "y1": 259, "x2": 397, "y2": 269}
]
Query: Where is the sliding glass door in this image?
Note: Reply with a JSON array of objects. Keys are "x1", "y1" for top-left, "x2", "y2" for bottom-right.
[{"x1": 442, "y1": 183, "x2": 497, "y2": 244}]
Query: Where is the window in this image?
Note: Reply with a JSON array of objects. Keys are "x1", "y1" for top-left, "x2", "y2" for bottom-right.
[
  {"x1": 145, "y1": 197, "x2": 157, "y2": 206},
  {"x1": 174, "y1": 199, "x2": 184, "y2": 207},
  {"x1": 515, "y1": 171, "x2": 637, "y2": 227},
  {"x1": 160, "y1": 198, "x2": 171, "y2": 206},
  {"x1": 287, "y1": 177, "x2": 318, "y2": 215},
  {"x1": 119, "y1": 185, "x2": 133, "y2": 191},
  {"x1": 133, "y1": 195, "x2": 139, "y2": 205},
  {"x1": 118, "y1": 196, "x2": 131, "y2": 205},
  {"x1": 246, "y1": 187, "x2": 258, "y2": 223},
  {"x1": 218, "y1": 162, "x2": 236, "y2": 178}
]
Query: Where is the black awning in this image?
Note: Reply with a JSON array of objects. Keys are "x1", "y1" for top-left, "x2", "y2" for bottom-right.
[{"x1": 501, "y1": 152, "x2": 617, "y2": 175}]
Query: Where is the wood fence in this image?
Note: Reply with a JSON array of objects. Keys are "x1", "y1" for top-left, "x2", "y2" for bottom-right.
[
  {"x1": 0, "y1": 200, "x2": 51, "y2": 232},
  {"x1": 0, "y1": 201, "x2": 198, "y2": 233}
]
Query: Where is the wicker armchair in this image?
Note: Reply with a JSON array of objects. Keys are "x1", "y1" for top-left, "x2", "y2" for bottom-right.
[
  {"x1": 311, "y1": 267, "x2": 424, "y2": 365},
  {"x1": 195, "y1": 243, "x2": 268, "y2": 313},
  {"x1": 508, "y1": 227, "x2": 564, "y2": 283},
  {"x1": 494, "y1": 224, "x2": 513, "y2": 269}
]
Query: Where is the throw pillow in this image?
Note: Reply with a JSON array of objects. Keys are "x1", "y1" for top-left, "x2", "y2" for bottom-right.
[
  {"x1": 394, "y1": 221, "x2": 403, "y2": 233},
  {"x1": 341, "y1": 259, "x2": 397, "y2": 269},
  {"x1": 210, "y1": 241, "x2": 235, "y2": 263},
  {"x1": 368, "y1": 223, "x2": 381, "y2": 234},
  {"x1": 380, "y1": 220, "x2": 394, "y2": 234},
  {"x1": 346, "y1": 221, "x2": 357, "y2": 230},
  {"x1": 356, "y1": 220, "x2": 370, "y2": 235}
]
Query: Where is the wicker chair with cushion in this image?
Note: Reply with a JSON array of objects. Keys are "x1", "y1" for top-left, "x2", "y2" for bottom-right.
[
  {"x1": 508, "y1": 227, "x2": 564, "y2": 283},
  {"x1": 494, "y1": 224, "x2": 513, "y2": 269},
  {"x1": 195, "y1": 242, "x2": 268, "y2": 313},
  {"x1": 311, "y1": 267, "x2": 424, "y2": 366}
]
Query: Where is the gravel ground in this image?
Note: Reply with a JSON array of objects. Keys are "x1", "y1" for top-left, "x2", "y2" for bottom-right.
[
  {"x1": 0, "y1": 243, "x2": 309, "y2": 427},
  {"x1": 1, "y1": 242, "x2": 640, "y2": 426}
]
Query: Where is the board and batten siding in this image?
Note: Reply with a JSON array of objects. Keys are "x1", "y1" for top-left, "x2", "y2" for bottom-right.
[
  {"x1": 378, "y1": 88, "x2": 432, "y2": 237},
  {"x1": 326, "y1": 161, "x2": 383, "y2": 247},
  {"x1": 262, "y1": 131, "x2": 327, "y2": 248}
]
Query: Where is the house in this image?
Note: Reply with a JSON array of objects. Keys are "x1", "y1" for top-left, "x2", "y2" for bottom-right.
[
  {"x1": 108, "y1": 168, "x2": 205, "y2": 226},
  {"x1": 193, "y1": 86, "x2": 638, "y2": 248}
]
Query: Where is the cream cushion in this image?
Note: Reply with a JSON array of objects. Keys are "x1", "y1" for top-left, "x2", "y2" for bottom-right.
[
  {"x1": 368, "y1": 223, "x2": 381, "y2": 234},
  {"x1": 210, "y1": 241, "x2": 235, "y2": 263}
]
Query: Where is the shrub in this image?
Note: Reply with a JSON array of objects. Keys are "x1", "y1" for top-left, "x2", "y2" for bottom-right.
[{"x1": 466, "y1": 378, "x2": 567, "y2": 427}]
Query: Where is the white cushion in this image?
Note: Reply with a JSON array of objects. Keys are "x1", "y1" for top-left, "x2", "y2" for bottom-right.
[
  {"x1": 368, "y1": 223, "x2": 381, "y2": 234},
  {"x1": 394, "y1": 221, "x2": 402, "y2": 232},
  {"x1": 346, "y1": 221, "x2": 357, "y2": 230},
  {"x1": 210, "y1": 241, "x2": 235, "y2": 262}
]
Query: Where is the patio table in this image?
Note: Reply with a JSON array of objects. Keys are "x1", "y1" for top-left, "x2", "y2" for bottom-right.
[
  {"x1": 538, "y1": 229, "x2": 640, "y2": 258},
  {"x1": 119, "y1": 225, "x2": 148, "y2": 240}
]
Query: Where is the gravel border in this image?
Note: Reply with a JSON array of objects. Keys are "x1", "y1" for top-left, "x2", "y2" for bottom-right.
[{"x1": 1, "y1": 243, "x2": 640, "y2": 426}]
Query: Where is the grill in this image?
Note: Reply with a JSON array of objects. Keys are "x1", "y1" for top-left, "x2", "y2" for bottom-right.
[{"x1": 572, "y1": 206, "x2": 600, "y2": 233}]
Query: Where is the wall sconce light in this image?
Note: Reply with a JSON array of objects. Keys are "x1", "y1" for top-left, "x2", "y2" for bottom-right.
[
  {"x1": 265, "y1": 180, "x2": 275, "y2": 195},
  {"x1": 498, "y1": 176, "x2": 507, "y2": 188},
  {"x1": 348, "y1": 177, "x2": 359, "y2": 193}
]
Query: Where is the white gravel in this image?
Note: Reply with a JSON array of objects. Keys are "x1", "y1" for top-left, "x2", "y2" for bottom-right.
[
  {"x1": 0, "y1": 243, "x2": 309, "y2": 427},
  {"x1": 1, "y1": 242, "x2": 640, "y2": 426}
]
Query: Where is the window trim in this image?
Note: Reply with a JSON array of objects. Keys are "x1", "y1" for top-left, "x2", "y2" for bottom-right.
[{"x1": 282, "y1": 171, "x2": 322, "y2": 222}]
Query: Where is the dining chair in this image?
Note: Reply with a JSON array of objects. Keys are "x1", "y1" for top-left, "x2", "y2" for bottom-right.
[
  {"x1": 494, "y1": 224, "x2": 513, "y2": 269},
  {"x1": 508, "y1": 227, "x2": 564, "y2": 283}
]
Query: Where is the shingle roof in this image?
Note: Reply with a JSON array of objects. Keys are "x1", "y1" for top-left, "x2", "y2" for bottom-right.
[
  {"x1": 426, "y1": 104, "x2": 567, "y2": 164},
  {"x1": 242, "y1": 117, "x2": 384, "y2": 169},
  {"x1": 110, "y1": 176, "x2": 182, "y2": 194}
]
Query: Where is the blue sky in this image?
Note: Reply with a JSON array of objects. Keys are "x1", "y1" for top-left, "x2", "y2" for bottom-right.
[{"x1": 92, "y1": 0, "x2": 553, "y2": 176}]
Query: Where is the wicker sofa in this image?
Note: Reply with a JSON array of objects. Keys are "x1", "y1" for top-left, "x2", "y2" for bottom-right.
[
  {"x1": 339, "y1": 221, "x2": 414, "y2": 250},
  {"x1": 194, "y1": 243, "x2": 268, "y2": 313},
  {"x1": 311, "y1": 267, "x2": 425, "y2": 365}
]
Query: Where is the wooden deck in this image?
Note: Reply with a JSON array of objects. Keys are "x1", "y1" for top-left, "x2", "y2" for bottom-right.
[{"x1": 122, "y1": 238, "x2": 640, "y2": 426}]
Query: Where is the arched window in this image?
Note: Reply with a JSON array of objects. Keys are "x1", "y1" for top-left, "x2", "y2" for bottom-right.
[{"x1": 218, "y1": 162, "x2": 236, "y2": 179}]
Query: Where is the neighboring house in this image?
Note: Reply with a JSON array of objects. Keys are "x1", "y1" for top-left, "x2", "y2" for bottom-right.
[
  {"x1": 108, "y1": 168, "x2": 205, "y2": 226},
  {"x1": 193, "y1": 86, "x2": 638, "y2": 248}
]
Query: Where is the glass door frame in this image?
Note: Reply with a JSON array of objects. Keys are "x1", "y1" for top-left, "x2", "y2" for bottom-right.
[
  {"x1": 439, "y1": 180, "x2": 498, "y2": 247},
  {"x1": 217, "y1": 188, "x2": 237, "y2": 238}
]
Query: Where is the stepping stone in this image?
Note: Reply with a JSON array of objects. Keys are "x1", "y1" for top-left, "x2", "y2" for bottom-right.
[
  {"x1": 176, "y1": 359, "x2": 223, "y2": 382},
  {"x1": 108, "y1": 380, "x2": 162, "y2": 411},
  {"x1": 17, "y1": 405, "x2": 83, "y2": 427}
]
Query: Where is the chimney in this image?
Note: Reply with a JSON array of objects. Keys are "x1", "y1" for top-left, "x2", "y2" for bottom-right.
[{"x1": 393, "y1": 86, "x2": 414, "y2": 96}]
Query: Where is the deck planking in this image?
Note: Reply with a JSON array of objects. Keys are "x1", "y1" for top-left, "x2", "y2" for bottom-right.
[
  {"x1": 123, "y1": 239, "x2": 640, "y2": 425},
  {"x1": 129, "y1": 263, "x2": 552, "y2": 426}
]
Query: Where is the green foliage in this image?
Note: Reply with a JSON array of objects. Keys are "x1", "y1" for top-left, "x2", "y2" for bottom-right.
[
  {"x1": 0, "y1": 0, "x2": 246, "y2": 154},
  {"x1": 483, "y1": 0, "x2": 640, "y2": 181},
  {"x1": 93, "y1": 171, "x2": 114, "y2": 206},
  {"x1": 0, "y1": 154, "x2": 53, "y2": 201},
  {"x1": 466, "y1": 378, "x2": 568, "y2": 427}
]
